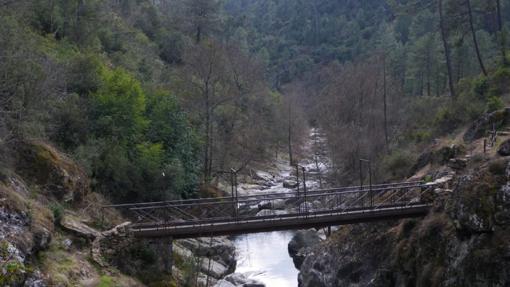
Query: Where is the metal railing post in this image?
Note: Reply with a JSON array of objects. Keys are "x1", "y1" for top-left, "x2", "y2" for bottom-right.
[
  {"x1": 295, "y1": 164, "x2": 300, "y2": 197},
  {"x1": 234, "y1": 169, "x2": 238, "y2": 219},
  {"x1": 369, "y1": 161, "x2": 373, "y2": 208},
  {"x1": 302, "y1": 166, "x2": 308, "y2": 214},
  {"x1": 230, "y1": 170, "x2": 236, "y2": 219}
]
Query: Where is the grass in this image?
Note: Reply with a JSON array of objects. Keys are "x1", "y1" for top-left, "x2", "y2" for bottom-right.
[{"x1": 98, "y1": 276, "x2": 114, "y2": 287}]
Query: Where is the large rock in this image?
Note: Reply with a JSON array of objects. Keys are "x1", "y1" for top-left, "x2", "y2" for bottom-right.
[
  {"x1": 60, "y1": 214, "x2": 101, "y2": 239},
  {"x1": 283, "y1": 180, "x2": 298, "y2": 188},
  {"x1": 15, "y1": 140, "x2": 89, "y2": 203},
  {"x1": 463, "y1": 108, "x2": 510, "y2": 143},
  {"x1": 411, "y1": 145, "x2": 465, "y2": 175},
  {"x1": 288, "y1": 230, "x2": 321, "y2": 268},
  {"x1": 215, "y1": 273, "x2": 265, "y2": 287},
  {"x1": 499, "y1": 139, "x2": 510, "y2": 156},
  {"x1": 178, "y1": 237, "x2": 236, "y2": 273}
]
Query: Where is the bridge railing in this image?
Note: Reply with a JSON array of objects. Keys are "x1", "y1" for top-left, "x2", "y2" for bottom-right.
[{"x1": 103, "y1": 181, "x2": 437, "y2": 227}]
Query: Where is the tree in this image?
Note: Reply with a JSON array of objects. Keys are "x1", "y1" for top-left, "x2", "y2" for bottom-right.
[
  {"x1": 438, "y1": 0, "x2": 457, "y2": 98},
  {"x1": 185, "y1": 0, "x2": 221, "y2": 43},
  {"x1": 466, "y1": 0, "x2": 488, "y2": 75}
]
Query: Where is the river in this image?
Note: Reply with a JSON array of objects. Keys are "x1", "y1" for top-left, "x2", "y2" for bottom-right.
[{"x1": 230, "y1": 128, "x2": 330, "y2": 287}]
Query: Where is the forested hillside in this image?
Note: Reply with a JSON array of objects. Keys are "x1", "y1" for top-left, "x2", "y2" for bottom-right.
[
  {"x1": 226, "y1": 0, "x2": 510, "y2": 184},
  {"x1": 1, "y1": 0, "x2": 510, "y2": 286},
  {"x1": 1, "y1": 0, "x2": 509, "y2": 202},
  {"x1": 0, "y1": 0, "x2": 288, "y2": 204}
]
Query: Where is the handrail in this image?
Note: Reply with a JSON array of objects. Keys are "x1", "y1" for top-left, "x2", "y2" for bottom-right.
[{"x1": 103, "y1": 181, "x2": 429, "y2": 209}]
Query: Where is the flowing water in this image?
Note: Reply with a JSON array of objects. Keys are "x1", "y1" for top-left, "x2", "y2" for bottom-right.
[
  {"x1": 234, "y1": 231, "x2": 298, "y2": 287},
  {"x1": 230, "y1": 128, "x2": 330, "y2": 287}
]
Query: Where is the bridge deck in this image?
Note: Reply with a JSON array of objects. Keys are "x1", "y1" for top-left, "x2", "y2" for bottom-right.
[
  {"x1": 104, "y1": 181, "x2": 436, "y2": 239},
  {"x1": 130, "y1": 203, "x2": 431, "y2": 238}
]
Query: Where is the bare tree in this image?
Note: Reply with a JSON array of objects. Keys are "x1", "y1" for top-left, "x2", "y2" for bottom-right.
[
  {"x1": 438, "y1": 0, "x2": 457, "y2": 98},
  {"x1": 466, "y1": 0, "x2": 488, "y2": 75}
]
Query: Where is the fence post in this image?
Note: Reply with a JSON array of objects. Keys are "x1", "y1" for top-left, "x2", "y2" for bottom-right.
[
  {"x1": 295, "y1": 164, "x2": 300, "y2": 197},
  {"x1": 230, "y1": 170, "x2": 237, "y2": 219},
  {"x1": 302, "y1": 166, "x2": 308, "y2": 214},
  {"x1": 369, "y1": 161, "x2": 373, "y2": 208}
]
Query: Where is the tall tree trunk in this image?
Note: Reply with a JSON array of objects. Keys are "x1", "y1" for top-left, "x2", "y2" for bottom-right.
[
  {"x1": 496, "y1": 0, "x2": 507, "y2": 65},
  {"x1": 439, "y1": 0, "x2": 457, "y2": 98},
  {"x1": 196, "y1": 26, "x2": 202, "y2": 43},
  {"x1": 203, "y1": 87, "x2": 211, "y2": 183},
  {"x1": 383, "y1": 55, "x2": 389, "y2": 148},
  {"x1": 466, "y1": 0, "x2": 488, "y2": 76},
  {"x1": 288, "y1": 101, "x2": 293, "y2": 166}
]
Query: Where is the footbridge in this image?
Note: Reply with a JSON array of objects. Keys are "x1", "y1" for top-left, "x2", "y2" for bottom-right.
[{"x1": 104, "y1": 179, "x2": 437, "y2": 239}]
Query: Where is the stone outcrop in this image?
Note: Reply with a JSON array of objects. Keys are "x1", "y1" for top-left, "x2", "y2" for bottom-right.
[
  {"x1": 463, "y1": 108, "x2": 510, "y2": 143},
  {"x1": 14, "y1": 140, "x2": 89, "y2": 203},
  {"x1": 288, "y1": 230, "x2": 321, "y2": 269},
  {"x1": 499, "y1": 139, "x2": 510, "y2": 156},
  {"x1": 298, "y1": 159, "x2": 510, "y2": 287}
]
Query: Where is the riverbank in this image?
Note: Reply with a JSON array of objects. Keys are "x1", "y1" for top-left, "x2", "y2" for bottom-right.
[{"x1": 214, "y1": 128, "x2": 331, "y2": 287}]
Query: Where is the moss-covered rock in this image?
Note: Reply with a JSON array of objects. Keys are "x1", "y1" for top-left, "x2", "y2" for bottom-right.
[{"x1": 15, "y1": 140, "x2": 89, "y2": 203}]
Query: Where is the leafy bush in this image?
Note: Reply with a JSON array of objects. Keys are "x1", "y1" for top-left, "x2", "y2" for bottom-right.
[
  {"x1": 381, "y1": 150, "x2": 416, "y2": 179},
  {"x1": 487, "y1": 96, "x2": 504, "y2": 112},
  {"x1": 49, "y1": 202, "x2": 64, "y2": 224},
  {"x1": 472, "y1": 76, "x2": 489, "y2": 97}
]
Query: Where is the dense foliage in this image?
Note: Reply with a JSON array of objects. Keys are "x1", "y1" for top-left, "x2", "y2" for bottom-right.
[
  {"x1": 0, "y1": 0, "x2": 285, "y2": 202},
  {"x1": 225, "y1": 0, "x2": 510, "y2": 183},
  {"x1": 1, "y1": 0, "x2": 509, "y2": 200}
]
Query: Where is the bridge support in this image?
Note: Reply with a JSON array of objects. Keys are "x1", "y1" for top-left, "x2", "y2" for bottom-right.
[{"x1": 160, "y1": 237, "x2": 174, "y2": 275}]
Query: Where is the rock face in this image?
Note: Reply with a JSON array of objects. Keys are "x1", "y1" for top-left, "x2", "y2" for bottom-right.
[
  {"x1": 215, "y1": 273, "x2": 265, "y2": 287},
  {"x1": 283, "y1": 180, "x2": 299, "y2": 188},
  {"x1": 61, "y1": 214, "x2": 101, "y2": 239},
  {"x1": 288, "y1": 230, "x2": 321, "y2": 269},
  {"x1": 463, "y1": 108, "x2": 510, "y2": 143},
  {"x1": 411, "y1": 144, "x2": 465, "y2": 175},
  {"x1": 15, "y1": 140, "x2": 89, "y2": 203},
  {"x1": 499, "y1": 139, "x2": 510, "y2": 156},
  {"x1": 298, "y1": 160, "x2": 510, "y2": 287}
]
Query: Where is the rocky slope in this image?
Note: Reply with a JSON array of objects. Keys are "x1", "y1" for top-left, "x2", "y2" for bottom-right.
[{"x1": 297, "y1": 113, "x2": 510, "y2": 287}]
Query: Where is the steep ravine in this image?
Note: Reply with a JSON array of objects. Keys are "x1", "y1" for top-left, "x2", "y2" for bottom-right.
[
  {"x1": 214, "y1": 128, "x2": 332, "y2": 287},
  {"x1": 297, "y1": 129, "x2": 510, "y2": 286}
]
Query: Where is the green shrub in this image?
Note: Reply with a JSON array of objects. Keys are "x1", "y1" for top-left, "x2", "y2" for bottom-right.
[
  {"x1": 381, "y1": 151, "x2": 415, "y2": 179},
  {"x1": 49, "y1": 202, "x2": 64, "y2": 224},
  {"x1": 487, "y1": 96, "x2": 504, "y2": 112},
  {"x1": 472, "y1": 76, "x2": 489, "y2": 97}
]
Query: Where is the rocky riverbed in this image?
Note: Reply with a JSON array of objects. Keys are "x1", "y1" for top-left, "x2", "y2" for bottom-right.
[{"x1": 212, "y1": 128, "x2": 332, "y2": 287}]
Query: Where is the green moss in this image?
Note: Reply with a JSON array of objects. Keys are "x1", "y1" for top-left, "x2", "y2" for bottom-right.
[{"x1": 98, "y1": 276, "x2": 114, "y2": 287}]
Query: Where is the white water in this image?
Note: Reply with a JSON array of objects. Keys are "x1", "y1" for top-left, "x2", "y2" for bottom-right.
[
  {"x1": 230, "y1": 128, "x2": 331, "y2": 287},
  {"x1": 234, "y1": 231, "x2": 298, "y2": 287}
]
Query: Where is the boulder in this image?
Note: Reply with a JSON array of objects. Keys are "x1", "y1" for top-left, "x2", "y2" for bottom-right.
[
  {"x1": 214, "y1": 280, "x2": 236, "y2": 287},
  {"x1": 201, "y1": 258, "x2": 230, "y2": 279},
  {"x1": 178, "y1": 237, "x2": 236, "y2": 272},
  {"x1": 283, "y1": 180, "x2": 298, "y2": 188},
  {"x1": 60, "y1": 214, "x2": 101, "y2": 239},
  {"x1": 256, "y1": 209, "x2": 287, "y2": 217},
  {"x1": 463, "y1": 108, "x2": 510, "y2": 143},
  {"x1": 15, "y1": 140, "x2": 89, "y2": 203},
  {"x1": 221, "y1": 273, "x2": 265, "y2": 287},
  {"x1": 288, "y1": 230, "x2": 321, "y2": 268},
  {"x1": 448, "y1": 158, "x2": 468, "y2": 170},
  {"x1": 499, "y1": 139, "x2": 510, "y2": 156},
  {"x1": 31, "y1": 227, "x2": 51, "y2": 252},
  {"x1": 253, "y1": 171, "x2": 273, "y2": 182}
]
